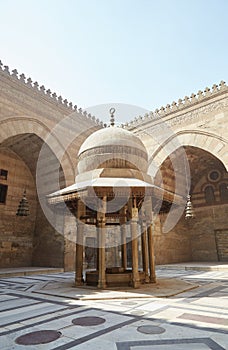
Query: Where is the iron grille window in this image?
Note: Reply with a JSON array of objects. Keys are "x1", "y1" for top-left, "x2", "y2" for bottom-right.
[
  {"x1": 0, "y1": 184, "x2": 8, "y2": 204},
  {"x1": 204, "y1": 185, "x2": 215, "y2": 204},
  {"x1": 219, "y1": 183, "x2": 228, "y2": 203},
  {"x1": 0, "y1": 169, "x2": 8, "y2": 180}
]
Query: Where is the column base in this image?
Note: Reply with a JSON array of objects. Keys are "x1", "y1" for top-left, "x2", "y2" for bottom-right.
[
  {"x1": 75, "y1": 278, "x2": 84, "y2": 286},
  {"x1": 97, "y1": 280, "x2": 107, "y2": 289},
  {"x1": 145, "y1": 274, "x2": 150, "y2": 283},
  {"x1": 149, "y1": 276, "x2": 156, "y2": 283},
  {"x1": 131, "y1": 279, "x2": 140, "y2": 288}
]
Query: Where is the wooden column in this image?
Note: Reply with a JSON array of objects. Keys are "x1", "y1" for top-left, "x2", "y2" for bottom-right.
[
  {"x1": 147, "y1": 219, "x2": 156, "y2": 283},
  {"x1": 121, "y1": 225, "x2": 127, "y2": 270},
  {"x1": 75, "y1": 201, "x2": 85, "y2": 286},
  {"x1": 96, "y1": 226, "x2": 99, "y2": 271},
  {"x1": 120, "y1": 207, "x2": 127, "y2": 270},
  {"x1": 97, "y1": 196, "x2": 107, "y2": 289},
  {"x1": 141, "y1": 219, "x2": 150, "y2": 283},
  {"x1": 130, "y1": 198, "x2": 140, "y2": 288}
]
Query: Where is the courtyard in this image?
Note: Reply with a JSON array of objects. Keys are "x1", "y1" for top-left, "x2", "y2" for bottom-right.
[{"x1": 0, "y1": 263, "x2": 227, "y2": 350}]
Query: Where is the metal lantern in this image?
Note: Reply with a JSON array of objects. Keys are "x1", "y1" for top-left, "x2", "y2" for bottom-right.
[
  {"x1": 16, "y1": 190, "x2": 29, "y2": 216},
  {"x1": 185, "y1": 194, "x2": 195, "y2": 220}
]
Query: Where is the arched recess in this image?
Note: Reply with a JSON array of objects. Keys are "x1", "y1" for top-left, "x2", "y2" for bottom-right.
[
  {"x1": 153, "y1": 145, "x2": 228, "y2": 264},
  {"x1": 0, "y1": 117, "x2": 75, "y2": 185},
  {"x1": 204, "y1": 185, "x2": 216, "y2": 204},
  {"x1": 0, "y1": 117, "x2": 76, "y2": 269},
  {"x1": 149, "y1": 130, "x2": 228, "y2": 176}
]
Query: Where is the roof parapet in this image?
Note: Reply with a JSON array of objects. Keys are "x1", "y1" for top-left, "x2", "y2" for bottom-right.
[
  {"x1": 1, "y1": 60, "x2": 225, "y2": 130},
  {"x1": 0, "y1": 60, "x2": 103, "y2": 127},
  {"x1": 123, "y1": 81, "x2": 227, "y2": 128}
]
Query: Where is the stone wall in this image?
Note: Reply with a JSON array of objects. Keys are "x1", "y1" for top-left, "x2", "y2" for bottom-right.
[
  {"x1": 131, "y1": 84, "x2": 228, "y2": 265},
  {"x1": 153, "y1": 214, "x2": 192, "y2": 265},
  {"x1": 129, "y1": 82, "x2": 228, "y2": 176},
  {"x1": 0, "y1": 63, "x2": 101, "y2": 269},
  {"x1": 32, "y1": 206, "x2": 65, "y2": 268},
  {"x1": 190, "y1": 205, "x2": 228, "y2": 261}
]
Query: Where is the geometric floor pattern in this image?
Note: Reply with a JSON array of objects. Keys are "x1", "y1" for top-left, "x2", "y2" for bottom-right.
[
  {"x1": 0, "y1": 267, "x2": 227, "y2": 349},
  {"x1": 116, "y1": 338, "x2": 226, "y2": 350}
]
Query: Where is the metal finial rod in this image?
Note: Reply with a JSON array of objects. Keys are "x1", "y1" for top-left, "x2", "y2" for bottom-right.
[{"x1": 109, "y1": 107, "x2": 115, "y2": 127}]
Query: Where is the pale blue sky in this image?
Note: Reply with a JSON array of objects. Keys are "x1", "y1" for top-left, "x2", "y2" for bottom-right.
[{"x1": 0, "y1": 0, "x2": 227, "y2": 123}]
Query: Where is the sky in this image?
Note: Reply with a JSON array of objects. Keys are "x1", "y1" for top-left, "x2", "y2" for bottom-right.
[{"x1": 0, "y1": 0, "x2": 228, "y2": 123}]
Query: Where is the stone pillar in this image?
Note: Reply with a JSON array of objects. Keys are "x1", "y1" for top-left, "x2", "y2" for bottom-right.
[
  {"x1": 147, "y1": 220, "x2": 156, "y2": 283},
  {"x1": 97, "y1": 196, "x2": 107, "y2": 289},
  {"x1": 141, "y1": 219, "x2": 150, "y2": 283},
  {"x1": 130, "y1": 199, "x2": 140, "y2": 288}
]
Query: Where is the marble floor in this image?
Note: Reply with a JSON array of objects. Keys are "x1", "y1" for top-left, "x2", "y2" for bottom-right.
[{"x1": 0, "y1": 265, "x2": 227, "y2": 349}]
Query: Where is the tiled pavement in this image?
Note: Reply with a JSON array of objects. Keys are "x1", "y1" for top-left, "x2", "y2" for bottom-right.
[{"x1": 0, "y1": 266, "x2": 227, "y2": 349}]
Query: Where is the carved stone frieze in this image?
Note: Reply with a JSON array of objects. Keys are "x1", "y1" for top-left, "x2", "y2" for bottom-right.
[
  {"x1": 167, "y1": 98, "x2": 228, "y2": 127},
  {"x1": 137, "y1": 97, "x2": 228, "y2": 135}
]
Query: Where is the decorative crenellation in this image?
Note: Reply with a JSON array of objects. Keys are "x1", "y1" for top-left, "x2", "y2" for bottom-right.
[
  {"x1": 123, "y1": 81, "x2": 228, "y2": 128},
  {"x1": 1, "y1": 59, "x2": 225, "y2": 130},
  {"x1": 0, "y1": 59, "x2": 103, "y2": 126}
]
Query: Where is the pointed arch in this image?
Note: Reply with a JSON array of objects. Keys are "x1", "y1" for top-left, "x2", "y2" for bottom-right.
[
  {"x1": 149, "y1": 130, "x2": 228, "y2": 175},
  {"x1": 0, "y1": 117, "x2": 75, "y2": 185}
]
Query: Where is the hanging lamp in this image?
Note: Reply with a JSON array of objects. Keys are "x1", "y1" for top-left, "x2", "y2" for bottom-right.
[
  {"x1": 185, "y1": 194, "x2": 195, "y2": 220},
  {"x1": 183, "y1": 150, "x2": 195, "y2": 220},
  {"x1": 16, "y1": 189, "x2": 30, "y2": 216}
]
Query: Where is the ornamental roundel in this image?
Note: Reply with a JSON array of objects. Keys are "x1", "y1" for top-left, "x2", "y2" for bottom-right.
[{"x1": 208, "y1": 170, "x2": 221, "y2": 182}]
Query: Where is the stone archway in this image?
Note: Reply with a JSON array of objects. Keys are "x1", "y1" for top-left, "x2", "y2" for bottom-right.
[
  {"x1": 153, "y1": 145, "x2": 228, "y2": 264},
  {"x1": 0, "y1": 117, "x2": 75, "y2": 185},
  {"x1": 149, "y1": 131, "x2": 228, "y2": 176},
  {"x1": 0, "y1": 118, "x2": 76, "y2": 268}
]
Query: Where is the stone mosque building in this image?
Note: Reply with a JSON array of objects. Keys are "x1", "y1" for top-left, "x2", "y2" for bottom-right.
[{"x1": 0, "y1": 60, "x2": 227, "y2": 274}]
